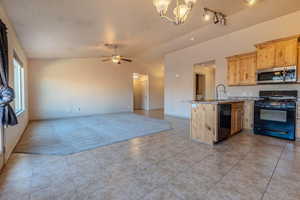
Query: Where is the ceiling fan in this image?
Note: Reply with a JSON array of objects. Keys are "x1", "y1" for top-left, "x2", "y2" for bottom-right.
[{"x1": 100, "y1": 44, "x2": 132, "y2": 64}]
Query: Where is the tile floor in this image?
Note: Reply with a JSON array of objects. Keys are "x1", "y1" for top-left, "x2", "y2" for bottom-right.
[{"x1": 0, "y1": 109, "x2": 300, "y2": 200}]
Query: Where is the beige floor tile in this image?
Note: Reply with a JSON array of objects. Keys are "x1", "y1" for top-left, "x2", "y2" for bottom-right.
[
  {"x1": 1, "y1": 110, "x2": 299, "y2": 200},
  {"x1": 166, "y1": 171, "x2": 212, "y2": 200},
  {"x1": 263, "y1": 176, "x2": 300, "y2": 200},
  {"x1": 142, "y1": 186, "x2": 183, "y2": 200}
]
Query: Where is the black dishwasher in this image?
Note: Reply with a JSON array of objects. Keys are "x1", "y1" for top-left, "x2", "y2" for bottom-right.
[{"x1": 217, "y1": 104, "x2": 231, "y2": 142}]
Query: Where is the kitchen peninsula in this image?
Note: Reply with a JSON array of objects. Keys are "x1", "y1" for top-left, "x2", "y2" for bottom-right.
[{"x1": 190, "y1": 100, "x2": 254, "y2": 145}]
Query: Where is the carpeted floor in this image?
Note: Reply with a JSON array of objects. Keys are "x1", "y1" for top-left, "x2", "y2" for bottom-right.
[{"x1": 14, "y1": 112, "x2": 172, "y2": 155}]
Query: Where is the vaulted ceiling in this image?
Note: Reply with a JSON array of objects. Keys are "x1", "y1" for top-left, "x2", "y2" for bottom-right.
[{"x1": 2, "y1": 0, "x2": 300, "y2": 59}]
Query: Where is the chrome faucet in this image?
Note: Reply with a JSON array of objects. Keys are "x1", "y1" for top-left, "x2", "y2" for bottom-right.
[{"x1": 216, "y1": 84, "x2": 227, "y2": 100}]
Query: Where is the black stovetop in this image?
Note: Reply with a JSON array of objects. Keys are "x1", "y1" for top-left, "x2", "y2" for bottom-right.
[{"x1": 259, "y1": 90, "x2": 298, "y2": 101}]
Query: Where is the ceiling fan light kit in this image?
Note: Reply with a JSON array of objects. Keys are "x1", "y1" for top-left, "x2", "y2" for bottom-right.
[
  {"x1": 100, "y1": 44, "x2": 133, "y2": 65},
  {"x1": 112, "y1": 55, "x2": 121, "y2": 64}
]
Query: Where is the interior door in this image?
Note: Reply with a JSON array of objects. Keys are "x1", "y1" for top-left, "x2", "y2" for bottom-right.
[
  {"x1": 140, "y1": 79, "x2": 146, "y2": 110},
  {"x1": 133, "y1": 78, "x2": 142, "y2": 110}
]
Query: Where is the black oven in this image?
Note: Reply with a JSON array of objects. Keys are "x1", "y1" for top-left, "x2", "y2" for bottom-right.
[{"x1": 254, "y1": 90, "x2": 297, "y2": 140}]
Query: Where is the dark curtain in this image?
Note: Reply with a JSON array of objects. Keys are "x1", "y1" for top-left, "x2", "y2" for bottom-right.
[{"x1": 0, "y1": 19, "x2": 18, "y2": 127}]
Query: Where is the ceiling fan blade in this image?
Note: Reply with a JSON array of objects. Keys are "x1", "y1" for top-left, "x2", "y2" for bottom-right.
[
  {"x1": 121, "y1": 58, "x2": 132, "y2": 62},
  {"x1": 102, "y1": 58, "x2": 111, "y2": 62},
  {"x1": 100, "y1": 56, "x2": 112, "y2": 58}
]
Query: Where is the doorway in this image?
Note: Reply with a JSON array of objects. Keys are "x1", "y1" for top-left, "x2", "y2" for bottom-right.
[
  {"x1": 194, "y1": 61, "x2": 216, "y2": 100},
  {"x1": 133, "y1": 73, "x2": 149, "y2": 110}
]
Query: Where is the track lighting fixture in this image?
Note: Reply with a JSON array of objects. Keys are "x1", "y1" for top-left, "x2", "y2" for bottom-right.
[{"x1": 203, "y1": 8, "x2": 226, "y2": 25}]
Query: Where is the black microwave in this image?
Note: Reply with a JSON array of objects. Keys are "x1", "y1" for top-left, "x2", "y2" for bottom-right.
[{"x1": 257, "y1": 66, "x2": 297, "y2": 84}]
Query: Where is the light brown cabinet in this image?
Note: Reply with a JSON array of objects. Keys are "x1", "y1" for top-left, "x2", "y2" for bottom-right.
[
  {"x1": 256, "y1": 37, "x2": 298, "y2": 70},
  {"x1": 275, "y1": 38, "x2": 298, "y2": 67},
  {"x1": 227, "y1": 52, "x2": 256, "y2": 86},
  {"x1": 231, "y1": 102, "x2": 244, "y2": 135},
  {"x1": 227, "y1": 57, "x2": 239, "y2": 86},
  {"x1": 243, "y1": 101, "x2": 254, "y2": 130},
  {"x1": 256, "y1": 44, "x2": 275, "y2": 70},
  {"x1": 239, "y1": 53, "x2": 257, "y2": 85},
  {"x1": 191, "y1": 102, "x2": 245, "y2": 145},
  {"x1": 191, "y1": 104, "x2": 217, "y2": 145},
  {"x1": 298, "y1": 44, "x2": 300, "y2": 83},
  {"x1": 226, "y1": 35, "x2": 300, "y2": 87}
]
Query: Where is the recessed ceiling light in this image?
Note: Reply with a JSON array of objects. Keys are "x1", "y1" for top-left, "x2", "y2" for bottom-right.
[
  {"x1": 203, "y1": 12, "x2": 211, "y2": 21},
  {"x1": 190, "y1": 37, "x2": 195, "y2": 41},
  {"x1": 245, "y1": 0, "x2": 257, "y2": 6}
]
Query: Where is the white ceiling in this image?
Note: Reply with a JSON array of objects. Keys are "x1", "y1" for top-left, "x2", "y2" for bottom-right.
[{"x1": 2, "y1": 0, "x2": 300, "y2": 59}]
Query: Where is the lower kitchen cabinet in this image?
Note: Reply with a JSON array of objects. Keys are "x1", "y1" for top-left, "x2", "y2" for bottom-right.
[
  {"x1": 190, "y1": 101, "x2": 245, "y2": 144},
  {"x1": 297, "y1": 102, "x2": 300, "y2": 139},
  {"x1": 297, "y1": 119, "x2": 300, "y2": 139},
  {"x1": 191, "y1": 104, "x2": 217, "y2": 145},
  {"x1": 243, "y1": 101, "x2": 254, "y2": 130},
  {"x1": 231, "y1": 102, "x2": 244, "y2": 135}
]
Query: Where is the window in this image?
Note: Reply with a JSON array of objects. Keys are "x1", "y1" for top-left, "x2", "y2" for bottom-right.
[{"x1": 13, "y1": 53, "x2": 25, "y2": 114}]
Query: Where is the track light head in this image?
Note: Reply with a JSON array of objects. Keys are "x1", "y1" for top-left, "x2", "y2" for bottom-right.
[
  {"x1": 213, "y1": 14, "x2": 219, "y2": 24},
  {"x1": 203, "y1": 8, "x2": 226, "y2": 25}
]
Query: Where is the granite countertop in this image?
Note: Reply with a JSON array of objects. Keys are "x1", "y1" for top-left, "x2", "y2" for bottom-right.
[
  {"x1": 188, "y1": 97, "x2": 261, "y2": 105},
  {"x1": 189, "y1": 100, "x2": 244, "y2": 105}
]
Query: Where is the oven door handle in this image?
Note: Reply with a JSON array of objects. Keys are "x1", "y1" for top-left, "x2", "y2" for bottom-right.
[
  {"x1": 261, "y1": 128, "x2": 289, "y2": 135},
  {"x1": 254, "y1": 106, "x2": 296, "y2": 111}
]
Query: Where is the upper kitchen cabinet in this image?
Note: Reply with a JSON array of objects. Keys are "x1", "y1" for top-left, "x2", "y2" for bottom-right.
[
  {"x1": 298, "y1": 43, "x2": 300, "y2": 83},
  {"x1": 256, "y1": 44, "x2": 275, "y2": 70},
  {"x1": 227, "y1": 56, "x2": 239, "y2": 86},
  {"x1": 239, "y1": 52, "x2": 257, "y2": 85},
  {"x1": 255, "y1": 36, "x2": 299, "y2": 70},
  {"x1": 275, "y1": 38, "x2": 298, "y2": 67},
  {"x1": 226, "y1": 52, "x2": 256, "y2": 86}
]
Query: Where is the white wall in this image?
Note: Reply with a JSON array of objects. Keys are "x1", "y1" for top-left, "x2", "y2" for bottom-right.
[
  {"x1": 165, "y1": 10, "x2": 300, "y2": 118},
  {"x1": 29, "y1": 58, "x2": 164, "y2": 120},
  {"x1": 0, "y1": 3, "x2": 29, "y2": 162},
  {"x1": 145, "y1": 63, "x2": 164, "y2": 110}
]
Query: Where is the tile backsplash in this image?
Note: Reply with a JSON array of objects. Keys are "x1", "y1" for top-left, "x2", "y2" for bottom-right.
[{"x1": 227, "y1": 84, "x2": 300, "y2": 97}]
